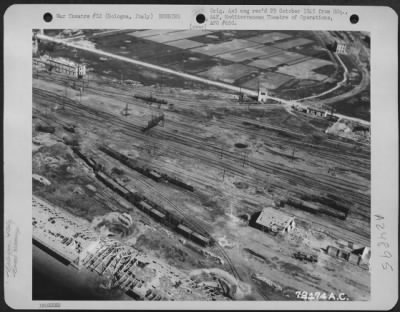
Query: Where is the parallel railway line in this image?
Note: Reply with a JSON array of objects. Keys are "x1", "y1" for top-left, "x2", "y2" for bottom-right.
[
  {"x1": 33, "y1": 87, "x2": 370, "y2": 243},
  {"x1": 33, "y1": 86, "x2": 370, "y2": 210}
]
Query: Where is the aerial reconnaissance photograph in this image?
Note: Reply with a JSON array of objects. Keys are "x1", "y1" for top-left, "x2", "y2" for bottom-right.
[{"x1": 32, "y1": 29, "x2": 371, "y2": 301}]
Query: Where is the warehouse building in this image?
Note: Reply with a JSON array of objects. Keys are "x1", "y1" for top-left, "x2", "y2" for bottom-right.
[
  {"x1": 254, "y1": 207, "x2": 296, "y2": 234},
  {"x1": 42, "y1": 56, "x2": 86, "y2": 78}
]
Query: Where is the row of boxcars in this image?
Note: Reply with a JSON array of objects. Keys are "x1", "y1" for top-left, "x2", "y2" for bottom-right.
[
  {"x1": 99, "y1": 145, "x2": 194, "y2": 192},
  {"x1": 134, "y1": 94, "x2": 168, "y2": 105},
  {"x1": 286, "y1": 197, "x2": 348, "y2": 220},
  {"x1": 73, "y1": 148, "x2": 211, "y2": 247}
]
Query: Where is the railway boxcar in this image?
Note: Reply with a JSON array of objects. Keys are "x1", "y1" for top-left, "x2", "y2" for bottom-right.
[
  {"x1": 327, "y1": 245, "x2": 340, "y2": 257},
  {"x1": 138, "y1": 200, "x2": 153, "y2": 214},
  {"x1": 148, "y1": 170, "x2": 162, "y2": 182},
  {"x1": 112, "y1": 180, "x2": 130, "y2": 197},
  {"x1": 150, "y1": 209, "x2": 166, "y2": 221},
  {"x1": 96, "y1": 171, "x2": 109, "y2": 183},
  {"x1": 87, "y1": 157, "x2": 97, "y2": 168},
  {"x1": 191, "y1": 232, "x2": 211, "y2": 247},
  {"x1": 325, "y1": 114, "x2": 339, "y2": 122},
  {"x1": 127, "y1": 191, "x2": 142, "y2": 204},
  {"x1": 176, "y1": 224, "x2": 193, "y2": 238},
  {"x1": 117, "y1": 198, "x2": 132, "y2": 210},
  {"x1": 167, "y1": 177, "x2": 195, "y2": 192},
  {"x1": 125, "y1": 185, "x2": 137, "y2": 194},
  {"x1": 115, "y1": 177, "x2": 127, "y2": 187},
  {"x1": 96, "y1": 171, "x2": 129, "y2": 197},
  {"x1": 348, "y1": 253, "x2": 361, "y2": 265}
]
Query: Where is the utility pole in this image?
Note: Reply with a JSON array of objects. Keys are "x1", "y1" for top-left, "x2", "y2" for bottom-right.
[
  {"x1": 62, "y1": 86, "x2": 67, "y2": 110},
  {"x1": 264, "y1": 177, "x2": 270, "y2": 192},
  {"x1": 238, "y1": 87, "x2": 244, "y2": 104},
  {"x1": 242, "y1": 151, "x2": 248, "y2": 168},
  {"x1": 122, "y1": 103, "x2": 129, "y2": 116},
  {"x1": 291, "y1": 146, "x2": 296, "y2": 161},
  {"x1": 222, "y1": 168, "x2": 226, "y2": 181},
  {"x1": 160, "y1": 113, "x2": 165, "y2": 127}
]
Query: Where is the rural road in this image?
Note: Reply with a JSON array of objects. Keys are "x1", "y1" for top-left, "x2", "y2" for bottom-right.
[{"x1": 37, "y1": 34, "x2": 370, "y2": 126}]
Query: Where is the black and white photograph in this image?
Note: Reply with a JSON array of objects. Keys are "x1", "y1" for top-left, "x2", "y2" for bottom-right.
[{"x1": 30, "y1": 28, "x2": 373, "y2": 302}]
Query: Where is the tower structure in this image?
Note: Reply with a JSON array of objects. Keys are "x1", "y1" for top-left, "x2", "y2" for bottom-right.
[{"x1": 258, "y1": 87, "x2": 268, "y2": 103}]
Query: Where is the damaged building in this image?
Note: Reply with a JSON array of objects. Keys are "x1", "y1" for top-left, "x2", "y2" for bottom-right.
[{"x1": 253, "y1": 207, "x2": 296, "y2": 235}]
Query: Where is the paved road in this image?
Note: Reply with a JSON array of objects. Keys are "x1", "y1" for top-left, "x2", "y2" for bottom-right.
[{"x1": 37, "y1": 34, "x2": 370, "y2": 126}]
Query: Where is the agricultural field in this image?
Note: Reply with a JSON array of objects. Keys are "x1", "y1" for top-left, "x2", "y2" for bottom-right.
[
  {"x1": 248, "y1": 52, "x2": 309, "y2": 69},
  {"x1": 47, "y1": 29, "x2": 365, "y2": 99},
  {"x1": 240, "y1": 72, "x2": 294, "y2": 90},
  {"x1": 277, "y1": 58, "x2": 334, "y2": 81},
  {"x1": 198, "y1": 64, "x2": 258, "y2": 84}
]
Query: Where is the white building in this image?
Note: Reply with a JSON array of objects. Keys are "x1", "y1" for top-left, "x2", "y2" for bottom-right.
[
  {"x1": 32, "y1": 38, "x2": 39, "y2": 55},
  {"x1": 258, "y1": 87, "x2": 268, "y2": 103},
  {"x1": 43, "y1": 56, "x2": 86, "y2": 78},
  {"x1": 256, "y1": 207, "x2": 296, "y2": 234},
  {"x1": 336, "y1": 40, "x2": 348, "y2": 54}
]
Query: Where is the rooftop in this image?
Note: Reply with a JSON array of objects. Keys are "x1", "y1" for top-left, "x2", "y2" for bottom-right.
[{"x1": 256, "y1": 207, "x2": 294, "y2": 228}]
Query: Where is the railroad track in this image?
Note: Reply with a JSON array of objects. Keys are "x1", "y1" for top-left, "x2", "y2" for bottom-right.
[
  {"x1": 33, "y1": 87, "x2": 370, "y2": 228},
  {"x1": 35, "y1": 71, "x2": 370, "y2": 154},
  {"x1": 88, "y1": 86, "x2": 370, "y2": 177},
  {"x1": 113, "y1": 160, "x2": 243, "y2": 279},
  {"x1": 34, "y1": 86, "x2": 372, "y2": 277},
  {"x1": 97, "y1": 146, "x2": 244, "y2": 281},
  {"x1": 35, "y1": 72, "x2": 370, "y2": 170},
  {"x1": 34, "y1": 89, "x2": 245, "y2": 280},
  {"x1": 33, "y1": 86, "x2": 370, "y2": 209}
]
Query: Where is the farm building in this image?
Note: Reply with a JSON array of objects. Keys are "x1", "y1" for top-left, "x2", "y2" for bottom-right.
[{"x1": 255, "y1": 207, "x2": 296, "y2": 234}]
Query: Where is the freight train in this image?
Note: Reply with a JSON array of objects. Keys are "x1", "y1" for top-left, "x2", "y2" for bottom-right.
[
  {"x1": 134, "y1": 94, "x2": 168, "y2": 105},
  {"x1": 286, "y1": 197, "x2": 348, "y2": 220},
  {"x1": 72, "y1": 147, "x2": 210, "y2": 247}
]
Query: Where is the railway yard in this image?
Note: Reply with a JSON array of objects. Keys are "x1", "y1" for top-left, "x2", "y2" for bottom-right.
[{"x1": 33, "y1": 30, "x2": 371, "y2": 301}]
